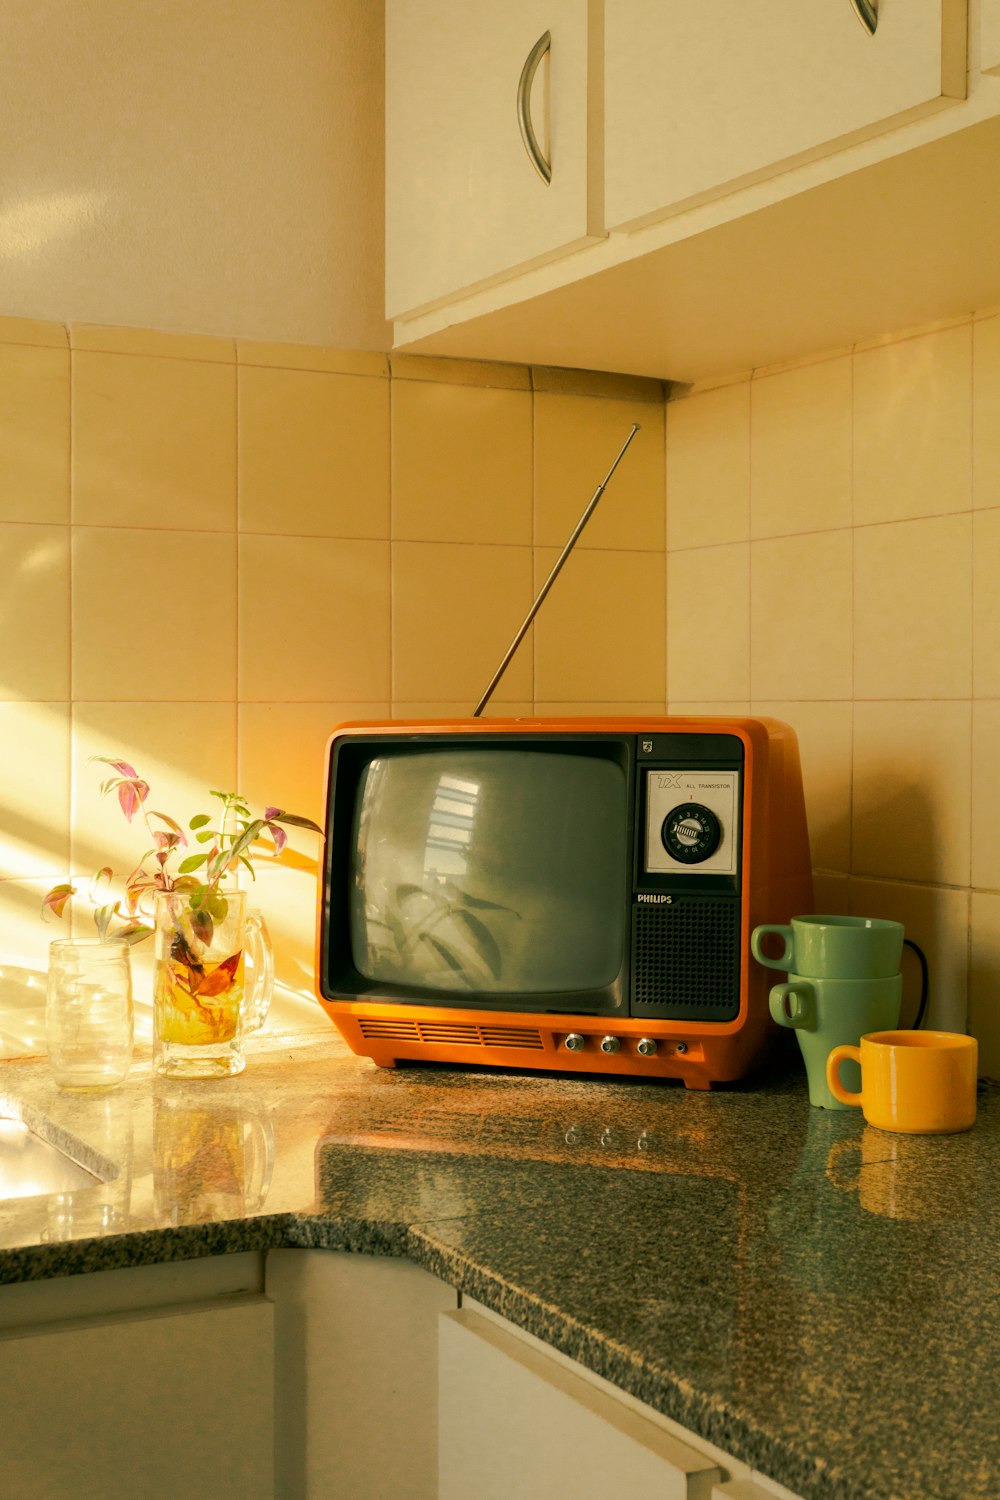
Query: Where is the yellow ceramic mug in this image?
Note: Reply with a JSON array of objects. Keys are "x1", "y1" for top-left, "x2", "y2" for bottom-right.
[{"x1": 826, "y1": 1029, "x2": 977, "y2": 1135}]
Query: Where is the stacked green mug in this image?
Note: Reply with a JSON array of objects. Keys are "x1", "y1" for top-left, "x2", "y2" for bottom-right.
[{"x1": 751, "y1": 915, "x2": 905, "y2": 1109}]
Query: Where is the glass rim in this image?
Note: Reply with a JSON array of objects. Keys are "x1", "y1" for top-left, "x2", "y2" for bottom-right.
[{"x1": 48, "y1": 937, "x2": 130, "y2": 952}]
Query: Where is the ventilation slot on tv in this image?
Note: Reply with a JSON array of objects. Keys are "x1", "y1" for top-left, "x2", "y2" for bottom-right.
[{"x1": 357, "y1": 1018, "x2": 544, "y2": 1051}]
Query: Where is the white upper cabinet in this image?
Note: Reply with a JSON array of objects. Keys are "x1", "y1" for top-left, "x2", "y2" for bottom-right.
[
  {"x1": 604, "y1": 0, "x2": 968, "y2": 231},
  {"x1": 386, "y1": 0, "x2": 604, "y2": 319},
  {"x1": 983, "y1": 0, "x2": 1000, "y2": 73}
]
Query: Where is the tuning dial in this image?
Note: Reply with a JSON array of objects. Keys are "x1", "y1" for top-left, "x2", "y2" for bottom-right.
[
  {"x1": 661, "y1": 802, "x2": 722, "y2": 864},
  {"x1": 564, "y1": 1033, "x2": 585, "y2": 1053},
  {"x1": 600, "y1": 1035, "x2": 621, "y2": 1055},
  {"x1": 636, "y1": 1038, "x2": 658, "y2": 1057}
]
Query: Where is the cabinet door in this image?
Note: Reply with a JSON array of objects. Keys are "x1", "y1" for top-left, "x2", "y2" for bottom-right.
[
  {"x1": 983, "y1": 0, "x2": 1000, "y2": 73},
  {"x1": 0, "y1": 1298, "x2": 274, "y2": 1500},
  {"x1": 386, "y1": 0, "x2": 603, "y2": 318},
  {"x1": 605, "y1": 0, "x2": 968, "y2": 230},
  {"x1": 439, "y1": 1308, "x2": 723, "y2": 1499}
]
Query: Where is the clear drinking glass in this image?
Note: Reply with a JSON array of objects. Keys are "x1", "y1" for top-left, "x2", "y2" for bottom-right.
[
  {"x1": 46, "y1": 939, "x2": 134, "y2": 1090},
  {"x1": 153, "y1": 889, "x2": 271, "y2": 1079}
]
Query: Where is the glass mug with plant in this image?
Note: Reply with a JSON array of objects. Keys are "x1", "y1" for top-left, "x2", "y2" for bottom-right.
[{"x1": 44, "y1": 759, "x2": 321, "y2": 1077}]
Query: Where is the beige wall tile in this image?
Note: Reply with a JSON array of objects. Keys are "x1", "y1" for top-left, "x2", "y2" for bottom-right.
[
  {"x1": 392, "y1": 381, "x2": 531, "y2": 546},
  {"x1": 390, "y1": 702, "x2": 533, "y2": 720},
  {"x1": 239, "y1": 366, "x2": 390, "y2": 539},
  {"x1": 0, "y1": 315, "x2": 67, "y2": 349},
  {"x1": 970, "y1": 892, "x2": 1000, "y2": 1077},
  {"x1": 533, "y1": 547, "x2": 665, "y2": 703},
  {"x1": 0, "y1": 878, "x2": 61, "y2": 989},
  {"x1": 854, "y1": 513, "x2": 972, "y2": 700},
  {"x1": 393, "y1": 542, "x2": 533, "y2": 704},
  {"x1": 534, "y1": 393, "x2": 664, "y2": 552},
  {"x1": 73, "y1": 352, "x2": 237, "y2": 530},
  {"x1": 0, "y1": 523, "x2": 69, "y2": 701},
  {"x1": 69, "y1": 701, "x2": 237, "y2": 887},
  {"x1": 240, "y1": 858, "x2": 323, "y2": 1005},
  {"x1": 751, "y1": 532, "x2": 852, "y2": 700},
  {"x1": 852, "y1": 700, "x2": 971, "y2": 887},
  {"x1": 850, "y1": 877, "x2": 969, "y2": 1034},
  {"x1": 238, "y1": 702, "x2": 390, "y2": 828},
  {"x1": 750, "y1": 355, "x2": 852, "y2": 538},
  {"x1": 239, "y1": 342, "x2": 388, "y2": 378},
  {"x1": 666, "y1": 701, "x2": 751, "y2": 719},
  {"x1": 532, "y1": 702, "x2": 667, "y2": 716},
  {"x1": 812, "y1": 871, "x2": 849, "y2": 915},
  {"x1": 973, "y1": 507, "x2": 1000, "y2": 698},
  {"x1": 973, "y1": 314, "x2": 1000, "y2": 510},
  {"x1": 240, "y1": 535, "x2": 390, "y2": 702},
  {"x1": 667, "y1": 543, "x2": 749, "y2": 702},
  {"x1": 853, "y1": 324, "x2": 972, "y2": 525},
  {"x1": 72, "y1": 528, "x2": 236, "y2": 701},
  {"x1": 0, "y1": 343, "x2": 70, "y2": 525},
  {"x1": 0, "y1": 703, "x2": 70, "y2": 880},
  {"x1": 753, "y1": 701, "x2": 852, "y2": 874},
  {"x1": 972, "y1": 701, "x2": 1000, "y2": 892},
  {"x1": 70, "y1": 326, "x2": 236, "y2": 362},
  {"x1": 666, "y1": 383, "x2": 749, "y2": 551}
]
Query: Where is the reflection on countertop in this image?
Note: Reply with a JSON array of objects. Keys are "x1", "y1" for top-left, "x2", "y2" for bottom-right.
[{"x1": 0, "y1": 1034, "x2": 997, "y2": 1500}]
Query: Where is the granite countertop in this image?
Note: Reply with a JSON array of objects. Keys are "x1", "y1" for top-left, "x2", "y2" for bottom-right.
[{"x1": 0, "y1": 1032, "x2": 997, "y2": 1500}]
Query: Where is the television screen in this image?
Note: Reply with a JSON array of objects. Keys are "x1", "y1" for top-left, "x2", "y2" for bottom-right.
[{"x1": 348, "y1": 748, "x2": 628, "y2": 995}]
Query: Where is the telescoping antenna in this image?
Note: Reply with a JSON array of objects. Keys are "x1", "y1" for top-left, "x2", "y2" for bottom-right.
[{"x1": 472, "y1": 422, "x2": 641, "y2": 718}]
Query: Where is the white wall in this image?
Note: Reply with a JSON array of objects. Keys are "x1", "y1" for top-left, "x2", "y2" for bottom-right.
[{"x1": 0, "y1": 0, "x2": 388, "y2": 350}]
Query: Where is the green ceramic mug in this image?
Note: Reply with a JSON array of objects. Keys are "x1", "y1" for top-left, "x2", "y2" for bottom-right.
[
  {"x1": 769, "y1": 971, "x2": 903, "y2": 1109},
  {"x1": 752, "y1": 914, "x2": 904, "y2": 981}
]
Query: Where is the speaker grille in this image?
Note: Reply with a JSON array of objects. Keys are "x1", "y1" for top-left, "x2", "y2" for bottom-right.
[
  {"x1": 631, "y1": 899, "x2": 741, "y2": 1021},
  {"x1": 357, "y1": 1018, "x2": 544, "y2": 1050}
]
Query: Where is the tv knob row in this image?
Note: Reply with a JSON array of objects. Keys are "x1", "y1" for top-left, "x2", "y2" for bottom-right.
[{"x1": 563, "y1": 1034, "x2": 660, "y2": 1058}]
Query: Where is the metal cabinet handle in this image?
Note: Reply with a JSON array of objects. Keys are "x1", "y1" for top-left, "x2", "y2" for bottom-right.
[
  {"x1": 850, "y1": 0, "x2": 878, "y2": 35},
  {"x1": 517, "y1": 30, "x2": 552, "y2": 184}
]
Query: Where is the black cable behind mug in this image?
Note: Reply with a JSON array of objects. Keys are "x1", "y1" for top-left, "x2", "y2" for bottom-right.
[{"x1": 903, "y1": 938, "x2": 929, "y2": 1029}]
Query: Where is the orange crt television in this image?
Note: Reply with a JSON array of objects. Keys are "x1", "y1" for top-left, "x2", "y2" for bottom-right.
[{"x1": 315, "y1": 715, "x2": 813, "y2": 1089}]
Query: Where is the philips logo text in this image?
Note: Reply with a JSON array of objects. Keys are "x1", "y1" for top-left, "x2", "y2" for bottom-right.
[{"x1": 637, "y1": 893, "x2": 672, "y2": 904}]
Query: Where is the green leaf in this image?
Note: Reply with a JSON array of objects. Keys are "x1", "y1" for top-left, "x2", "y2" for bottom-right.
[
  {"x1": 270, "y1": 811, "x2": 322, "y2": 833},
  {"x1": 117, "y1": 924, "x2": 153, "y2": 946},
  {"x1": 195, "y1": 830, "x2": 217, "y2": 844},
  {"x1": 190, "y1": 907, "x2": 214, "y2": 945},
  {"x1": 94, "y1": 902, "x2": 119, "y2": 941},
  {"x1": 204, "y1": 891, "x2": 229, "y2": 923},
  {"x1": 189, "y1": 814, "x2": 211, "y2": 830},
  {"x1": 237, "y1": 854, "x2": 256, "y2": 879},
  {"x1": 41, "y1": 883, "x2": 76, "y2": 921},
  {"x1": 177, "y1": 852, "x2": 210, "y2": 874}
]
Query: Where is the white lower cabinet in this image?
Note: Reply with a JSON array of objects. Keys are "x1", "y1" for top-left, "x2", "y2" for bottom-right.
[
  {"x1": 0, "y1": 1253, "x2": 274, "y2": 1500},
  {"x1": 439, "y1": 1303, "x2": 808, "y2": 1500},
  {"x1": 0, "y1": 1251, "x2": 807, "y2": 1500},
  {"x1": 439, "y1": 1306, "x2": 723, "y2": 1499},
  {"x1": 266, "y1": 1248, "x2": 457, "y2": 1499}
]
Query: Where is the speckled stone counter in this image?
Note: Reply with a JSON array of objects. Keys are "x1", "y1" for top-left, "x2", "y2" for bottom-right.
[{"x1": 0, "y1": 1034, "x2": 997, "y2": 1500}]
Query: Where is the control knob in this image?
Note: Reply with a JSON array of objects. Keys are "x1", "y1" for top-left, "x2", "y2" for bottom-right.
[
  {"x1": 564, "y1": 1033, "x2": 585, "y2": 1053},
  {"x1": 636, "y1": 1038, "x2": 658, "y2": 1057},
  {"x1": 661, "y1": 802, "x2": 722, "y2": 864},
  {"x1": 600, "y1": 1035, "x2": 621, "y2": 1055}
]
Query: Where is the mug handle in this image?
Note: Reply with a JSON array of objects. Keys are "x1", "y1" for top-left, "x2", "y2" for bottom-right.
[
  {"x1": 826, "y1": 1044, "x2": 864, "y2": 1107},
  {"x1": 751, "y1": 924, "x2": 795, "y2": 970},
  {"x1": 768, "y1": 982, "x2": 815, "y2": 1030},
  {"x1": 243, "y1": 911, "x2": 274, "y2": 1033}
]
